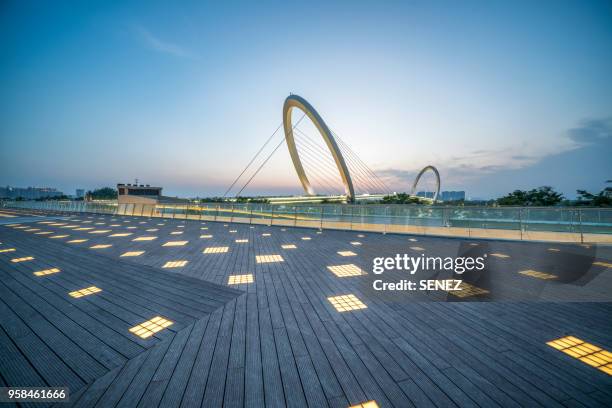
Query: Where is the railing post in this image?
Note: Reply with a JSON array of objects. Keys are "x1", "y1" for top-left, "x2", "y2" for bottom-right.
[
  {"x1": 518, "y1": 208, "x2": 523, "y2": 240},
  {"x1": 320, "y1": 206, "x2": 324, "y2": 230},
  {"x1": 269, "y1": 205, "x2": 275, "y2": 226},
  {"x1": 578, "y1": 208, "x2": 583, "y2": 244}
]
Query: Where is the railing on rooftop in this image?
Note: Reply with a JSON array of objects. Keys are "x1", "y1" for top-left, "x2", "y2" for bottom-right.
[{"x1": 3, "y1": 200, "x2": 611, "y2": 243}]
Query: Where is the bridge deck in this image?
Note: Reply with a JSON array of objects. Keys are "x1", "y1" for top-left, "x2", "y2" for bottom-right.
[{"x1": 0, "y1": 208, "x2": 611, "y2": 407}]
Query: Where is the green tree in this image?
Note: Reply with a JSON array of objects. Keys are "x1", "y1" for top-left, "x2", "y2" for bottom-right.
[
  {"x1": 497, "y1": 186, "x2": 563, "y2": 206},
  {"x1": 86, "y1": 187, "x2": 118, "y2": 200},
  {"x1": 575, "y1": 188, "x2": 611, "y2": 207},
  {"x1": 381, "y1": 193, "x2": 427, "y2": 204}
]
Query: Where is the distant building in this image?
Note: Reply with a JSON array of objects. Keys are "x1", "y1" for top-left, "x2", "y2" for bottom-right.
[
  {"x1": 117, "y1": 183, "x2": 188, "y2": 205},
  {"x1": 76, "y1": 189, "x2": 85, "y2": 198},
  {"x1": 440, "y1": 191, "x2": 466, "y2": 201},
  {"x1": 0, "y1": 185, "x2": 64, "y2": 200},
  {"x1": 416, "y1": 190, "x2": 465, "y2": 201},
  {"x1": 416, "y1": 191, "x2": 435, "y2": 199}
]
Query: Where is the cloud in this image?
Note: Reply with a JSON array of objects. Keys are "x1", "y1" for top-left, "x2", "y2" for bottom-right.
[
  {"x1": 374, "y1": 116, "x2": 612, "y2": 194},
  {"x1": 567, "y1": 117, "x2": 612, "y2": 146},
  {"x1": 134, "y1": 25, "x2": 196, "y2": 59}
]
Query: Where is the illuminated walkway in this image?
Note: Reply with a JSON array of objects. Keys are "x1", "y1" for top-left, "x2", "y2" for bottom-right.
[{"x1": 0, "y1": 208, "x2": 611, "y2": 407}]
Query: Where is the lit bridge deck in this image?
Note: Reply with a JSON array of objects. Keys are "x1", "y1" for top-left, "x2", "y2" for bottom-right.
[{"x1": 0, "y1": 208, "x2": 611, "y2": 407}]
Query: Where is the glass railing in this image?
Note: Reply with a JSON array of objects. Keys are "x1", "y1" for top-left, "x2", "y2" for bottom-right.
[{"x1": 3, "y1": 200, "x2": 611, "y2": 242}]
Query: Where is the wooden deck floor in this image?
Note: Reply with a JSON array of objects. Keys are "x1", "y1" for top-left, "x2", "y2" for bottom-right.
[{"x1": 0, "y1": 209, "x2": 611, "y2": 407}]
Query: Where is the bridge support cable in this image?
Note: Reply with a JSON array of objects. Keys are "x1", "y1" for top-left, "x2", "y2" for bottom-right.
[
  {"x1": 296, "y1": 129, "x2": 380, "y2": 196},
  {"x1": 233, "y1": 113, "x2": 306, "y2": 197},
  {"x1": 293, "y1": 132, "x2": 346, "y2": 195},
  {"x1": 293, "y1": 128, "x2": 350, "y2": 194},
  {"x1": 336, "y1": 138, "x2": 389, "y2": 194},
  {"x1": 325, "y1": 131, "x2": 386, "y2": 194},
  {"x1": 223, "y1": 122, "x2": 284, "y2": 198},
  {"x1": 333, "y1": 131, "x2": 392, "y2": 195},
  {"x1": 293, "y1": 135, "x2": 347, "y2": 195}
]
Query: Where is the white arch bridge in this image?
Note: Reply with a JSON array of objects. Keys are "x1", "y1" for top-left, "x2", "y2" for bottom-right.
[{"x1": 224, "y1": 94, "x2": 441, "y2": 203}]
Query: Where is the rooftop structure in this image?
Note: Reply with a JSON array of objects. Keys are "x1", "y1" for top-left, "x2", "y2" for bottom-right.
[{"x1": 0, "y1": 206, "x2": 610, "y2": 407}]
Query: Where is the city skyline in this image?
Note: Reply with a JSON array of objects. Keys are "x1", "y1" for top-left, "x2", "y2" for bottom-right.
[{"x1": 1, "y1": 1, "x2": 611, "y2": 199}]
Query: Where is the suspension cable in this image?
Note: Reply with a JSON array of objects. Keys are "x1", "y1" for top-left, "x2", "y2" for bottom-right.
[
  {"x1": 234, "y1": 113, "x2": 306, "y2": 197},
  {"x1": 223, "y1": 122, "x2": 283, "y2": 197}
]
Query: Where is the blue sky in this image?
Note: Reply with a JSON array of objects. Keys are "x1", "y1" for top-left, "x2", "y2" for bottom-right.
[{"x1": 1, "y1": 0, "x2": 611, "y2": 199}]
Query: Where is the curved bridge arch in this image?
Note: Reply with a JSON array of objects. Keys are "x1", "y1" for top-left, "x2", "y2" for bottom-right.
[
  {"x1": 283, "y1": 94, "x2": 355, "y2": 202},
  {"x1": 411, "y1": 165, "x2": 441, "y2": 202}
]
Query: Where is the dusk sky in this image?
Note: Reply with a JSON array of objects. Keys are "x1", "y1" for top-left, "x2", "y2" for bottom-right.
[{"x1": 1, "y1": 1, "x2": 611, "y2": 199}]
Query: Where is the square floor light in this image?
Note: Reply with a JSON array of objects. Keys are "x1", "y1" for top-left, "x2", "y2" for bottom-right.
[
  {"x1": 328, "y1": 294, "x2": 367, "y2": 312},
  {"x1": 349, "y1": 401, "x2": 379, "y2": 408},
  {"x1": 409, "y1": 238, "x2": 418, "y2": 242},
  {"x1": 282, "y1": 244, "x2": 297, "y2": 249},
  {"x1": 146, "y1": 229, "x2": 158, "y2": 232},
  {"x1": 163, "y1": 260, "x2": 188, "y2": 268},
  {"x1": 262, "y1": 233, "x2": 271, "y2": 237},
  {"x1": 90, "y1": 244, "x2": 112, "y2": 249},
  {"x1": 170, "y1": 231, "x2": 183, "y2": 235},
  {"x1": 110, "y1": 233, "x2": 132, "y2": 237},
  {"x1": 127, "y1": 226, "x2": 137, "y2": 229},
  {"x1": 69, "y1": 286, "x2": 102, "y2": 298},
  {"x1": 351, "y1": 242, "x2": 362, "y2": 246},
  {"x1": 548, "y1": 248, "x2": 561, "y2": 252},
  {"x1": 228, "y1": 274, "x2": 254, "y2": 285},
  {"x1": 35, "y1": 231, "x2": 53, "y2": 235},
  {"x1": 235, "y1": 239, "x2": 249, "y2": 243},
  {"x1": 229, "y1": 230, "x2": 237, "y2": 233},
  {"x1": 129, "y1": 316, "x2": 173, "y2": 339},
  {"x1": 74, "y1": 227, "x2": 93, "y2": 231},
  {"x1": 547, "y1": 336, "x2": 612, "y2": 375},
  {"x1": 121, "y1": 251, "x2": 145, "y2": 257},
  {"x1": 357, "y1": 234, "x2": 365, "y2": 238},
  {"x1": 200, "y1": 235, "x2": 213, "y2": 239},
  {"x1": 410, "y1": 246, "x2": 425, "y2": 251},
  {"x1": 50, "y1": 235, "x2": 69, "y2": 239},
  {"x1": 110, "y1": 224, "x2": 121, "y2": 227},
  {"x1": 68, "y1": 239, "x2": 88, "y2": 243},
  {"x1": 133, "y1": 236, "x2": 157, "y2": 241},
  {"x1": 593, "y1": 261, "x2": 612, "y2": 268},
  {"x1": 328, "y1": 264, "x2": 365, "y2": 277},
  {"x1": 11, "y1": 256, "x2": 34, "y2": 263},
  {"x1": 338, "y1": 251, "x2": 357, "y2": 257},
  {"x1": 163, "y1": 241, "x2": 188, "y2": 247},
  {"x1": 519, "y1": 269, "x2": 557, "y2": 280},
  {"x1": 203, "y1": 246, "x2": 229, "y2": 254},
  {"x1": 89, "y1": 230, "x2": 111, "y2": 234},
  {"x1": 25, "y1": 228, "x2": 40, "y2": 232},
  {"x1": 201, "y1": 227, "x2": 208, "y2": 230},
  {"x1": 0, "y1": 248, "x2": 16, "y2": 253},
  {"x1": 490, "y1": 253, "x2": 510, "y2": 258},
  {"x1": 256, "y1": 254, "x2": 284, "y2": 263},
  {"x1": 452, "y1": 282, "x2": 489, "y2": 298},
  {"x1": 34, "y1": 267, "x2": 60, "y2": 276},
  {"x1": 301, "y1": 237, "x2": 311, "y2": 241}
]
